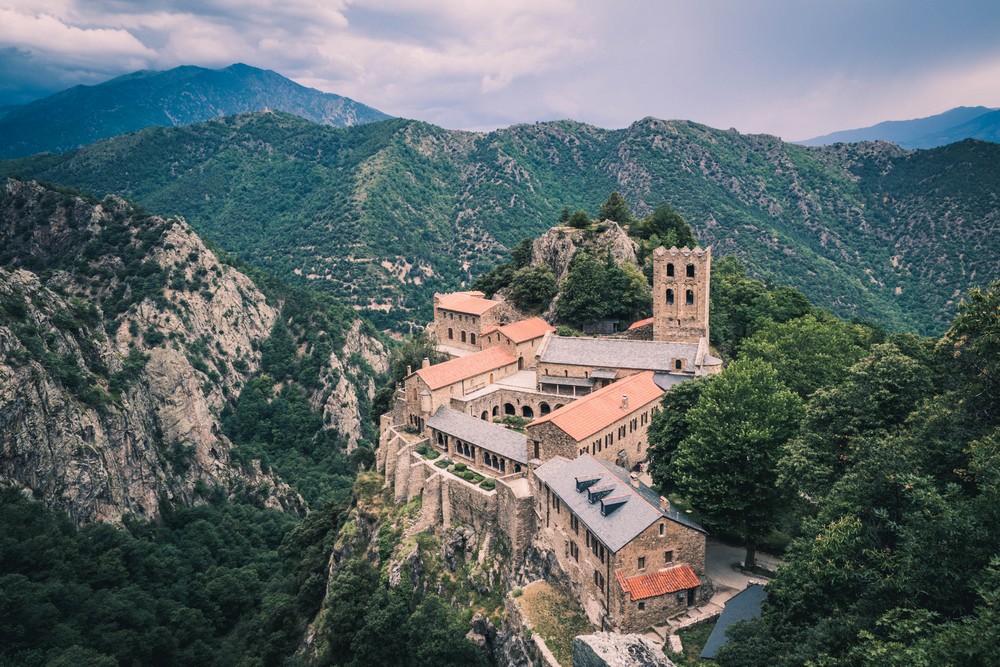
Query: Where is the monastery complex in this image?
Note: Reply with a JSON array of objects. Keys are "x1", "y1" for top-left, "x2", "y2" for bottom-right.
[{"x1": 378, "y1": 246, "x2": 722, "y2": 633}]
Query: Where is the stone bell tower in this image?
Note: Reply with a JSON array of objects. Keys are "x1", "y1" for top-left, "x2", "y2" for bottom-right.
[{"x1": 652, "y1": 246, "x2": 711, "y2": 343}]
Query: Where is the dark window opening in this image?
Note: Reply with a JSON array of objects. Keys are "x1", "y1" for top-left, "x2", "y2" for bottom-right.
[
  {"x1": 686, "y1": 263, "x2": 695, "y2": 277},
  {"x1": 686, "y1": 289, "x2": 694, "y2": 305},
  {"x1": 666, "y1": 288, "x2": 674, "y2": 305},
  {"x1": 666, "y1": 263, "x2": 674, "y2": 277}
]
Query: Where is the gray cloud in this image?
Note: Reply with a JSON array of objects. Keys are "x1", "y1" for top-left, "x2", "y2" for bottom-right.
[{"x1": 0, "y1": 0, "x2": 998, "y2": 138}]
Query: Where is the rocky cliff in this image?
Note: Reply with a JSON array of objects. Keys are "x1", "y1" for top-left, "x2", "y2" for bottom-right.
[{"x1": 0, "y1": 179, "x2": 386, "y2": 523}]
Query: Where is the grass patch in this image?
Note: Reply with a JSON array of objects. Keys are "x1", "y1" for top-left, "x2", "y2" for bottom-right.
[
  {"x1": 517, "y1": 581, "x2": 592, "y2": 666},
  {"x1": 434, "y1": 458, "x2": 452, "y2": 469},
  {"x1": 668, "y1": 620, "x2": 716, "y2": 666}
]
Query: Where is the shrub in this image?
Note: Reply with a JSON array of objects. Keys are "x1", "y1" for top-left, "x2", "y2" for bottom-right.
[
  {"x1": 453, "y1": 462, "x2": 467, "y2": 473},
  {"x1": 480, "y1": 479, "x2": 496, "y2": 491}
]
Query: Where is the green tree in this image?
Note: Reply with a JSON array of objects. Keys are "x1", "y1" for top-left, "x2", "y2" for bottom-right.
[
  {"x1": 508, "y1": 264, "x2": 557, "y2": 312},
  {"x1": 647, "y1": 377, "x2": 712, "y2": 493},
  {"x1": 509, "y1": 237, "x2": 535, "y2": 269},
  {"x1": 555, "y1": 253, "x2": 606, "y2": 326},
  {"x1": 672, "y1": 358, "x2": 803, "y2": 568},
  {"x1": 566, "y1": 209, "x2": 591, "y2": 229},
  {"x1": 739, "y1": 313, "x2": 877, "y2": 398},
  {"x1": 597, "y1": 191, "x2": 635, "y2": 224}
]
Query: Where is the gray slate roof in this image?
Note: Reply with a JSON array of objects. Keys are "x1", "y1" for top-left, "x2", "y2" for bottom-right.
[
  {"x1": 538, "y1": 376, "x2": 595, "y2": 388},
  {"x1": 700, "y1": 583, "x2": 768, "y2": 659},
  {"x1": 426, "y1": 407, "x2": 528, "y2": 463},
  {"x1": 652, "y1": 372, "x2": 691, "y2": 391},
  {"x1": 540, "y1": 336, "x2": 702, "y2": 373},
  {"x1": 534, "y1": 454, "x2": 706, "y2": 553}
]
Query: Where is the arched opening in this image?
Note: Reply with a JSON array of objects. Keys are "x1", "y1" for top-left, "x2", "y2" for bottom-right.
[
  {"x1": 540, "y1": 402, "x2": 551, "y2": 415},
  {"x1": 686, "y1": 263, "x2": 695, "y2": 278},
  {"x1": 666, "y1": 288, "x2": 674, "y2": 305},
  {"x1": 554, "y1": 404, "x2": 565, "y2": 410},
  {"x1": 518, "y1": 357, "x2": 524, "y2": 370},
  {"x1": 447, "y1": 328, "x2": 453, "y2": 340},
  {"x1": 481, "y1": 411, "x2": 488, "y2": 420},
  {"x1": 515, "y1": 464, "x2": 522, "y2": 473},
  {"x1": 504, "y1": 403, "x2": 515, "y2": 416},
  {"x1": 470, "y1": 333, "x2": 477, "y2": 345},
  {"x1": 666, "y1": 263, "x2": 674, "y2": 277},
  {"x1": 489, "y1": 373, "x2": 494, "y2": 384},
  {"x1": 685, "y1": 289, "x2": 694, "y2": 305},
  {"x1": 492, "y1": 405, "x2": 500, "y2": 417},
  {"x1": 521, "y1": 405, "x2": 534, "y2": 418},
  {"x1": 674, "y1": 359, "x2": 683, "y2": 370},
  {"x1": 460, "y1": 330, "x2": 467, "y2": 343},
  {"x1": 500, "y1": 460, "x2": 506, "y2": 473}
]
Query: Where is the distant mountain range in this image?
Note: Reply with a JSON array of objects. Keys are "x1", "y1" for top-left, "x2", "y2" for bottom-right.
[
  {"x1": 800, "y1": 106, "x2": 1000, "y2": 149},
  {"x1": 0, "y1": 63, "x2": 391, "y2": 158},
  {"x1": 4, "y1": 112, "x2": 996, "y2": 336}
]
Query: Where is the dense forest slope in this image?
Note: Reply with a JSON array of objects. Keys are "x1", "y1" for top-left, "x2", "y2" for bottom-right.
[
  {"x1": 2, "y1": 113, "x2": 997, "y2": 334},
  {"x1": 0, "y1": 179, "x2": 387, "y2": 524},
  {"x1": 0, "y1": 64, "x2": 391, "y2": 159}
]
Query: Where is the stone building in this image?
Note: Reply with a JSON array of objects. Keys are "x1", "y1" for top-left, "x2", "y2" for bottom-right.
[
  {"x1": 535, "y1": 335, "x2": 720, "y2": 397},
  {"x1": 401, "y1": 346, "x2": 518, "y2": 430},
  {"x1": 479, "y1": 317, "x2": 555, "y2": 369},
  {"x1": 533, "y1": 454, "x2": 707, "y2": 632},
  {"x1": 426, "y1": 406, "x2": 528, "y2": 477},
  {"x1": 432, "y1": 291, "x2": 503, "y2": 354},
  {"x1": 526, "y1": 371, "x2": 686, "y2": 468},
  {"x1": 652, "y1": 246, "x2": 711, "y2": 344}
]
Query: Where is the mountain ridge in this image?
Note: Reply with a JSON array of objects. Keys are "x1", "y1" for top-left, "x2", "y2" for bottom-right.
[
  {"x1": 799, "y1": 105, "x2": 999, "y2": 149},
  {"x1": 0, "y1": 63, "x2": 392, "y2": 159},
  {"x1": 2, "y1": 112, "x2": 996, "y2": 336}
]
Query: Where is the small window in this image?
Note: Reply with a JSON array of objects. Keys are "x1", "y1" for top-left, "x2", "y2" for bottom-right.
[
  {"x1": 675, "y1": 359, "x2": 683, "y2": 370},
  {"x1": 448, "y1": 327, "x2": 454, "y2": 339},
  {"x1": 659, "y1": 523, "x2": 665, "y2": 536},
  {"x1": 470, "y1": 333, "x2": 476, "y2": 345},
  {"x1": 638, "y1": 601, "x2": 646, "y2": 611},
  {"x1": 666, "y1": 263, "x2": 674, "y2": 277},
  {"x1": 676, "y1": 592, "x2": 686, "y2": 604},
  {"x1": 666, "y1": 288, "x2": 674, "y2": 305},
  {"x1": 686, "y1": 263, "x2": 695, "y2": 277},
  {"x1": 664, "y1": 550, "x2": 674, "y2": 564},
  {"x1": 638, "y1": 556, "x2": 646, "y2": 570},
  {"x1": 686, "y1": 289, "x2": 694, "y2": 305},
  {"x1": 460, "y1": 330, "x2": 467, "y2": 343}
]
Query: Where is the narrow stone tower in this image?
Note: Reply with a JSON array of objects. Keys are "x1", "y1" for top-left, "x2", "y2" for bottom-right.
[{"x1": 652, "y1": 246, "x2": 711, "y2": 343}]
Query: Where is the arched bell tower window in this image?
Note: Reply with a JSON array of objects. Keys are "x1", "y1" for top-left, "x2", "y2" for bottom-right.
[
  {"x1": 686, "y1": 264, "x2": 695, "y2": 277},
  {"x1": 686, "y1": 289, "x2": 694, "y2": 305},
  {"x1": 666, "y1": 289, "x2": 674, "y2": 305},
  {"x1": 666, "y1": 263, "x2": 674, "y2": 277}
]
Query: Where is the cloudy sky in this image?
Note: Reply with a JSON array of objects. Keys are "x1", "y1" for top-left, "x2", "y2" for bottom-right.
[{"x1": 1, "y1": 0, "x2": 998, "y2": 140}]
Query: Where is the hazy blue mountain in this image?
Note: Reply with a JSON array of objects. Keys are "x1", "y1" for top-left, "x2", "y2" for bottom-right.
[
  {"x1": 0, "y1": 63, "x2": 391, "y2": 158},
  {"x1": 799, "y1": 106, "x2": 997, "y2": 149}
]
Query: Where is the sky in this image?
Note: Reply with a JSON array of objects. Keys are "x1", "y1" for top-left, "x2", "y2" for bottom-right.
[{"x1": 1, "y1": 0, "x2": 999, "y2": 140}]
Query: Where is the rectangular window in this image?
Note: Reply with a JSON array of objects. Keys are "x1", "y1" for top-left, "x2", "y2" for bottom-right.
[
  {"x1": 570, "y1": 541, "x2": 579, "y2": 561},
  {"x1": 638, "y1": 556, "x2": 646, "y2": 570},
  {"x1": 638, "y1": 601, "x2": 646, "y2": 611},
  {"x1": 664, "y1": 550, "x2": 674, "y2": 564}
]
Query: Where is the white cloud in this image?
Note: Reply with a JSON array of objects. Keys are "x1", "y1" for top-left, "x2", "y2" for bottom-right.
[{"x1": 0, "y1": 8, "x2": 153, "y2": 58}]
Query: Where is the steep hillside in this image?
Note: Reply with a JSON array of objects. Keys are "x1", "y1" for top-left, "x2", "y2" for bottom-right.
[
  {"x1": 3, "y1": 114, "x2": 997, "y2": 334},
  {"x1": 0, "y1": 63, "x2": 390, "y2": 159},
  {"x1": 800, "y1": 106, "x2": 997, "y2": 149},
  {"x1": 0, "y1": 178, "x2": 387, "y2": 523}
]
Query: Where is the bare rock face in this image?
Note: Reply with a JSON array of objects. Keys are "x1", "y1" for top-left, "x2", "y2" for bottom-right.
[
  {"x1": 532, "y1": 221, "x2": 640, "y2": 285},
  {"x1": 0, "y1": 179, "x2": 318, "y2": 523},
  {"x1": 572, "y1": 633, "x2": 675, "y2": 667}
]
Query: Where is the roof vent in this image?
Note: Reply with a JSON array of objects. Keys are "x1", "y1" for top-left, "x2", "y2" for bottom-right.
[
  {"x1": 660, "y1": 496, "x2": 671, "y2": 512},
  {"x1": 588, "y1": 483, "x2": 616, "y2": 504},
  {"x1": 621, "y1": 394, "x2": 629, "y2": 410},
  {"x1": 575, "y1": 474, "x2": 602, "y2": 492},
  {"x1": 600, "y1": 493, "x2": 630, "y2": 516}
]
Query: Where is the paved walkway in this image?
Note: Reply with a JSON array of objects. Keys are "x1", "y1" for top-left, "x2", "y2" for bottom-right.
[{"x1": 641, "y1": 539, "x2": 782, "y2": 649}]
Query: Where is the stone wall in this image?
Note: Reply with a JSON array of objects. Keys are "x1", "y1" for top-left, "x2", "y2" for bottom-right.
[
  {"x1": 452, "y1": 385, "x2": 568, "y2": 422},
  {"x1": 652, "y1": 246, "x2": 711, "y2": 344}
]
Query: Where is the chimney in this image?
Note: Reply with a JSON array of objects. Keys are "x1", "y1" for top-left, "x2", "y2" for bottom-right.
[
  {"x1": 422, "y1": 357, "x2": 431, "y2": 369},
  {"x1": 621, "y1": 394, "x2": 629, "y2": 410},
  {"x1": 406, "y1": 365, "x2": 412, "y2": 376},
  {"x1": 660, "y1": 496, "x2": 671, "y2": 512},
  {"x1": 629, "y1": 472, "x2": 641, "y2": 488}
]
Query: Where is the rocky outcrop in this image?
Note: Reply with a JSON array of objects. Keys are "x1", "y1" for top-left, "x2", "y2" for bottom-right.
[
  {"x1": 0, "y1": 179, "x2": 378, "y2": 523},
  {"x1": 572, "y1": 633, "x2": 676, "y2": 667},
  {"x1": 532, "y1": 221, "x2": 640, "y2": 285}
]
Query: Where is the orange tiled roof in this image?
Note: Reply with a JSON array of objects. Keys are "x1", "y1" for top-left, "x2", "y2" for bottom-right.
[
  {"x1": 616, "y1": 564, "x2": 701, "y2": 601},
  {"x1": 493, "y1": 317, "x2": 555, "y2": 343},
  {"x1": 416, "y1": 346, "x2": 517, "y2": 390},
  {"x1": 528, "y1": 371, "x2": 665, "y2": 441},
  {"x1": 628, "y1": 316, "x2": 654, "y2": 331},
  {"x1": 436, "y1": 292, "x2": 500, "y2": 316}
]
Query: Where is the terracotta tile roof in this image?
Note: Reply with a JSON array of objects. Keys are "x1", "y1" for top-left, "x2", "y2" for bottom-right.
[
  {"x1": 415, "y1": 346, "x2": 517, "y2": 390},
  {"x1": 493, "y1": 317, "x2": 555, "y2": 343},
  {"x1": 528, "y1": 371, "x2": 664, "y2": 441},
  {"x1": 436, "y1": 292, "x2": 500, "y2": 316},
  {"x1": 616, "y1": 564, "x2": 701, "y2": 601},
  {"x1": 628, "y1": 317, "x2": 654, "y2": 331}
]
